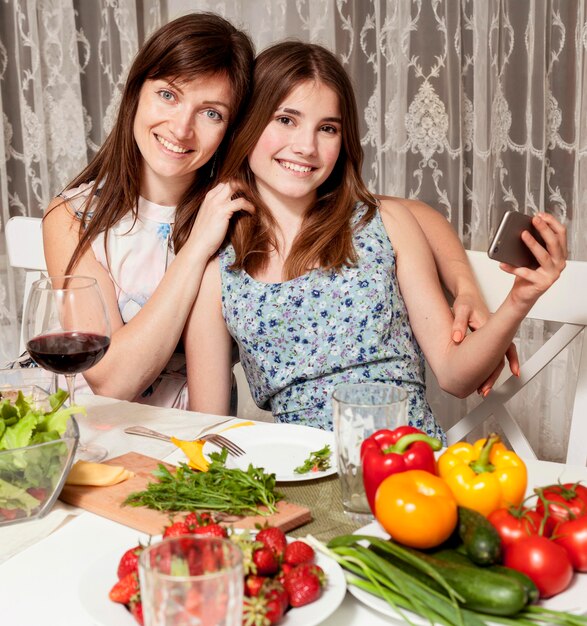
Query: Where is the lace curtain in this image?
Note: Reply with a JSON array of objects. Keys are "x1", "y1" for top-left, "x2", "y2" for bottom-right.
[{"x1": 1, "y1": 0, "x2": 585, "y2": 460}]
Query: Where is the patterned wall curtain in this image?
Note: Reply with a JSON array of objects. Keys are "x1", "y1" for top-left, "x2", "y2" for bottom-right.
[{"x1": 1, "y1": 0, "x2": 585, "y2": 460}]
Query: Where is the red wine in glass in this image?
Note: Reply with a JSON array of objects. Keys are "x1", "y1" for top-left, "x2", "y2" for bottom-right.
[
  {"x1": 24, "y1": 275, "x2": 111, "y2": 462},
  {"x1": 27, "y1": 332, "x2": 110, "y2": 375}
]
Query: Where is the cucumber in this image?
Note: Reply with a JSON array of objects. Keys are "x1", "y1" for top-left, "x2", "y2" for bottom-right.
[
  {"x1": 432, "y1": 549, "x2": 539, "y2": 605},
  {"x1": 458, "y1": 506, "x2": 502, "y2": 565},
  {"x1": 370, "y1": 545, "x2": 528, "y2": 616}
]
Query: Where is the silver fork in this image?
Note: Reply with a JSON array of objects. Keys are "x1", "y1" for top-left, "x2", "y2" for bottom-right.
[{"x1": 124, "y1": 425, "x2": 245, "y2": 457}]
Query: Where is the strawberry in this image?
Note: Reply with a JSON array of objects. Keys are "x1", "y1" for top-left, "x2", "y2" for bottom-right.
[
  {"x1": 117, "y1": 545, "x2": 144, "y2": 579},
  {"x1": 184, "y1": 511, "x2": 213, "y2": 530},
  {"x1": 129, "y1": 598, "x2": 144, "y2": 625},
  {"x1": 284, "y1": 565, "x2": 322, "y2": 607},
  {"x1": 243, "y1": 581, "x2": 288, "y2": 626},
  {"x1": 256, "y1": 527, "x2": 287, "y2": 560},
  {"x1": 109, "y1": 572, "x2": 140, "y2": 604},
  {"x1": 26, "y1": 487, "x2": 48, "y2": 502},
  {"x1": 192, "y1": 522, "x2": 228, "y2": 538},
  {"x1": 262, "y1": 580, "x2": 289, "y2": 613},
  {"x1": 252, "y1": 546, "x2": 279, "y2": 576},
  {"x1": 244, "y1": 574, "x2": 268, "y2": 597},
  {"x1": 162, "y1": 520, "x2": 190, "y2": 538},
  {"x1": 0, "y1": 507, "x2": 19, "y2": 521},
  {"x1": 288, "y1": 562, "x2": 326, "y2": 587},
  {"x1": 275, "y1": 562, "x2": 293, "y2": 586},
  {"x1": 283, "y1": 540, "x2": 315, "y2": 566}
]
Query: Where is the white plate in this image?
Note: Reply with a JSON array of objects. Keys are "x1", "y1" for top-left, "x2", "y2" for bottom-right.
[
  {"x1": 78, "y1": 537, "x2": 347, "y2": 626},
  {"x1": 203, "y1": 423, "x2": 337, "y2": 482},
  {"x1": 348, "y1": 521, "x2": 587, "y2": 622}
]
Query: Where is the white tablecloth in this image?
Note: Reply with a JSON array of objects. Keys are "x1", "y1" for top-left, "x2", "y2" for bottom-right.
[{"x1": 1, "y1": 394, "x2": 586, "y2": 625}]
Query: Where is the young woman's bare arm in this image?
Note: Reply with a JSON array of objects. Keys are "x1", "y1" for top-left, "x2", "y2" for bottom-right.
[
  {"x1": 392, "y1": 196, "x2": 520, "y2": 393},
  {"x1": 183, "y1": 257, "x2": 233, "y2": 415},
  {"x1": 380, "y1": 199, "x2": 566, "y2": 398}
]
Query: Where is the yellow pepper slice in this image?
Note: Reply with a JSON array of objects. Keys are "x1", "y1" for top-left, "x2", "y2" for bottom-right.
[
  {"x1": 170, "y1": 421, "x2": 255, "y2": 472},
  {"x1": 437, "y1": 434, "x2": 527, "y2": 517}
]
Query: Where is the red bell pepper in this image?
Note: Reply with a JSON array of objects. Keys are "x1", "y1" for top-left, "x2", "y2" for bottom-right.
[{"x1": 361, "y1": 425, "x2": 442, "y2": 513}]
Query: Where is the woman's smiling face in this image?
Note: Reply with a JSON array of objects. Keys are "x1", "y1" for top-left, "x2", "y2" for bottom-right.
[
  {"x1": 247, "y1": 79, "x2": 342, "y2": 210},
  {"x1": 133, "y1": 73, "x2": 232, "y2": 201}
]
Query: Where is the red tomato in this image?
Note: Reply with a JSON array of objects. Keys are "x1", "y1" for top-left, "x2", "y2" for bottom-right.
[
  {"x1": 488, "y1": 507, "x2": 553, "y2": 548},
  {"x1": 553, "y1": 516, "x2": 587, "y2": 571},
  {"x1": 535, "y1": 483, "x2": 587, "y2": 523},
  {"x1": 504, "y1": 535, "x2": 573, "y2": 598}
]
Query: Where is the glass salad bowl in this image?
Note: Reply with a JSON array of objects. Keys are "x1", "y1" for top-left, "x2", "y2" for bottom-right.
[{"x1": 0, "y1": 384, "x2": 79, "y2": 526}]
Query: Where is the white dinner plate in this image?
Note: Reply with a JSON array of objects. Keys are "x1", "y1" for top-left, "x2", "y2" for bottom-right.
[
  {"x1": 78, "y1": 537, "x2": 347, "y2": 626},
  {"x1": 203, "y1": 423, "x2": 337, "y2": 482},
  {"x1": 348, "y1": 521, "x2": 587, "y2": 622}
]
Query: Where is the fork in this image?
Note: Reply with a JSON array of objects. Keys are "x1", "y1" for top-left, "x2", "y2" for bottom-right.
[{"x1": 124, "y1": 425, "x2": 245, "y2": 457}]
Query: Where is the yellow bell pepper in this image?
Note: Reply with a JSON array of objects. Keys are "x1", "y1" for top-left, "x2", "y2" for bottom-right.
[{"x1": 437, "y1": 433, "x2": 527, "y2": 517}]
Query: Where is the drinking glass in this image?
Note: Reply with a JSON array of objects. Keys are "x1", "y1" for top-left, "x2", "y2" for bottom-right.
[
  {"x1": 23, "y1": 275, "x2": 111, "y2": 462},
  {"x1": 333, "y1": 382, "x2": 408, "y2": 522},
  {"x1": 139, "y1": 536, "x2": 243, "y2": 626}
]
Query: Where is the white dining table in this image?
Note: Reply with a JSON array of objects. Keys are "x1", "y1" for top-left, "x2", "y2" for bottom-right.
[{"x1": 1, "y1": 393, "x2": 586, "y2": 626}]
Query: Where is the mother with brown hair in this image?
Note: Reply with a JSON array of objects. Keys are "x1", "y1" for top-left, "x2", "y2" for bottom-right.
[{"x1": 42, "y1": 13, "x2": 255, "y2": 408}]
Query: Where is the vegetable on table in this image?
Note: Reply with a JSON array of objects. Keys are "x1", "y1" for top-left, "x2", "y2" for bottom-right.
[
  {"x1": 374, "y1": 469, "x2": 457, "y2": 549},
  {"x1": 309, "y1": 533, "x2": 587, "y2": 626},
  {"x1": 488, "y1": 505, "x2": 554, "y2": 548},
  {"x1": 553, "y1": 515, "x2": 587, "y2": 572},
  {"x1": 294, "y1": 444, "x2": 332, "y2": 474},
  {"x1": 456, "y1": 506, "x2": 502, "y2": 565},
  {"x1": 438, "y1": 433, "x2": 527, "y2": 517},
  {"x1": 504, "y1": 534, "x2": 574, "y2": 598},
  {"x1": 124, "y1": 449, "x2": 284, "y2": 517},
  {"x1": 535, "y1": 482, "x2": 587, "y2": 523},
  {"x1": 360, "y1": 425, "x2": 441, "y2": 512}
]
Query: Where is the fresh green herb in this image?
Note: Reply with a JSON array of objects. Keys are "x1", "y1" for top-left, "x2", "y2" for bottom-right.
[
  {"x1": 0, "y1": 388, "x2": 84, "y2": 515},
  {"x1": 307, "y1": 534, "x2": 587, "y2": 626},
  {"x1": 294, "y1": 444, "x2": 332, "y2": 474},
  {"x1": 124, "y1": 448, "x2": 284, "y2": 517}
]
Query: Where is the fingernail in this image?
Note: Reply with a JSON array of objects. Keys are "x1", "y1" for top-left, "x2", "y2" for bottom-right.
[
  {"x1": 482, "y1": 388, "x2": 491, "y2": 397},
  {"x1": 452, "y1": 331, "x2": 462, "y2": 342}
]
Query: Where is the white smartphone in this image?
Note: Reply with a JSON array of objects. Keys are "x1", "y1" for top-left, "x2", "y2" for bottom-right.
[{"x1": 488, "y1": 211, "x2": 546, "y2": 269}]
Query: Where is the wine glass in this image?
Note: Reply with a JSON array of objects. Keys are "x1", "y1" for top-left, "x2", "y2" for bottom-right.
[{"x1": 23, "y1": 275, "x2": 111, "y2": 462}]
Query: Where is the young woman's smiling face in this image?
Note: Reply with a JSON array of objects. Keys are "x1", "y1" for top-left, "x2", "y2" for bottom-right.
[
  {"x1": 133, "y1": 73, "x2": 232, "y2": 202},
  {"x1": 248, "y1": 80, "x2": 342, "y2": 211}
]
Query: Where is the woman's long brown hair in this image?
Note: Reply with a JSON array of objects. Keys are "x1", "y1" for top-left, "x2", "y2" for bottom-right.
[
  {"x1": 61, "y1": 13, "x2": 254, "y2": 274},
  {"x1": 219, "y1": 41, "x2": 377, "y2": 280}
]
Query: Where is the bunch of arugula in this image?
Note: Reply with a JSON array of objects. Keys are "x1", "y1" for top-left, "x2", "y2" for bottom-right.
[
  {"x1": 0, "y1": 389, "x2": 83, "y2": 514},
  {"x1": 124, "y1": 449, "x2": 284, "y2": 517}
]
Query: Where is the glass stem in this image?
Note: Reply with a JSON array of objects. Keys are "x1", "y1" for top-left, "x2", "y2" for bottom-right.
[{"x1": 65, "y1": 374, "x2": 76, "y2": 406}]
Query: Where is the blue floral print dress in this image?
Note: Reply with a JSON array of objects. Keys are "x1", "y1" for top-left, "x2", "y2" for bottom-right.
[{"x1": 220, "y1": 204, "x2": 444, "y2": 440}]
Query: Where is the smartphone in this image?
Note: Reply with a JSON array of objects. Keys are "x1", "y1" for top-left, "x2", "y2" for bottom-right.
[{"x1": 487, "y1": 211, "x2": 546, "y2": 269}]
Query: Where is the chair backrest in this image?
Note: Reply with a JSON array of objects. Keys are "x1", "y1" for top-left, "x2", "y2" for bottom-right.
[
  {"x1": 5, "y1": 216, "x2": 47, "y2": 354},
  {"x1": 445, "y1": 250, "x2": 587, "y2": 465}
]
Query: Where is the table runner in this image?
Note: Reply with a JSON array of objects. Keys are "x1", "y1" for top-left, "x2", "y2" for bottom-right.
[{"x1": 279, "y1": 475, "x2": 365, "y2": 541}]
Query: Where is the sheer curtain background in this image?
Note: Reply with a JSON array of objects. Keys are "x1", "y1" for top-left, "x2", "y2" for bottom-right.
[{"x1": 1, "y1": 0, "x2": 585, "y2": 460}]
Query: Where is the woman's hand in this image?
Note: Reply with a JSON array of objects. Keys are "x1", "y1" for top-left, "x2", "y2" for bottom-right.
[
  {"x1": 186, "y1": 182, "x2": 254, "y2": 259},
  {"x1": 500, "y1": 213, "x2": 567, "y2": 308},
  {"x1": 451, "y1": 292, "x2": 520, "y2": 396}
]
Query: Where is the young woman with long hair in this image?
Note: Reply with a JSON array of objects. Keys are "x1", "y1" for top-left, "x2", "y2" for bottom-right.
[
  {"x1": 42, "y1": 13, "x2": 255, "y2": 408},
  {"x1": 184, "y1": 41, "x2": 566, "y2": 436}
]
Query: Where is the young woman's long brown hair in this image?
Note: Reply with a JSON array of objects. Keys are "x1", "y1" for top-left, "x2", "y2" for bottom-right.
[
  {"x1": 219, "y1": 41, "x2": 377, "y2": 280},
  {"x1": 62, "y1": 13, "x2": 254, "y2": 274}
]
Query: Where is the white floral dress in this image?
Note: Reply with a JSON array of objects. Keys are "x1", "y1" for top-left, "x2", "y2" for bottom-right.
[{"x1": 60, "y1": 183, "x2": 188, "y2": 409}]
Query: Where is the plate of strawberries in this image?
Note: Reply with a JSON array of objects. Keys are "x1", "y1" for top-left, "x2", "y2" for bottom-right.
[{"x1": 78, "y1": 513, "x2": 347, "y2": 626}]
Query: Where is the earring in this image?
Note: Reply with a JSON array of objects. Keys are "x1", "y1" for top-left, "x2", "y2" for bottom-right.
[{"x1": 209, "y1": 152, "x2": 218, "y2": 179}]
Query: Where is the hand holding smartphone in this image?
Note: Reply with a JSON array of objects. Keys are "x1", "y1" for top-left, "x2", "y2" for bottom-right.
[{"x1": 488, "y1": 211, "x2": 546, "y2": 269}]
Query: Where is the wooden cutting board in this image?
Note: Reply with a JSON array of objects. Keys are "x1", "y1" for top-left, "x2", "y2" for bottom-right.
[{"x1": 59, "y1": 452, "x2": 312, "y2": 535}]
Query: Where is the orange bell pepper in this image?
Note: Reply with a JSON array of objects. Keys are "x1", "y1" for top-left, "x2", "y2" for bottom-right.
[
  {"x1": 437, "y1": 433, "x2": 527, "y2": 517},
  {"x1": 375, "y1": 469, "x2": 458, "y2": 549}
]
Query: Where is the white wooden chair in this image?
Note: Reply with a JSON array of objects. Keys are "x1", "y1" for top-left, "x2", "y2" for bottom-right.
[
  {"x1": 5, "y1": 216, "x2": 46, "y2": 355},
  {"x1": 445, "y1": 251, "x2": 587, "y2": 465}
]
